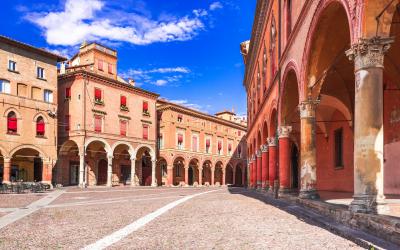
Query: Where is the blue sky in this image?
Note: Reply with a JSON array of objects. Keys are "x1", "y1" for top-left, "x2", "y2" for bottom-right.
[{"x1": 0, "y1": 0, "x2": 255, "y2": 116}]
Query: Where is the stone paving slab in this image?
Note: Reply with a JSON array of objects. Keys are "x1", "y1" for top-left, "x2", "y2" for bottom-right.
[
  {"x1": 111, "y1": 188, "x2": 362, "y2": 250},
  {"x1": 0, "y1": 193, "x2": 47, "y2": 208}
]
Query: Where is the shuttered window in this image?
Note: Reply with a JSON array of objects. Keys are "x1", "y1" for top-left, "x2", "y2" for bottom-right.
[{"x1": 94, "y1": 115, "x2": 102, "y2": 132}]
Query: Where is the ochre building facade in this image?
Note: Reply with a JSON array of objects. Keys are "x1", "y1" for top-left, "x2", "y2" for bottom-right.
[
  {"x1": 0, "y1": 36, "x2": 65, "y2": 185},
  {"x1": 242, "y1": 0, "x2": 400, "y2": 214},
  {"x1": 157, "y1": 100, "x2": 247, "y2": 187}
]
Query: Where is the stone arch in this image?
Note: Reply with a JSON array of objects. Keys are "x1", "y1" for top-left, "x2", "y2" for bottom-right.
[
  {"x1": 225, "y1": 163, "x2": 234, "y2": 185},
  {"x1": 3, "y1": 107, "x2": 21, "y2": 119},
  {"x1": 59, "y1": 139, "x2": 81, "y2": 156},
  {"x1": 269, "y1": 108, "x2": 278, "y2": 137},
  {"x1": 135, "y1": 144, "x2": 156, "y2": 161},
  {"x1": 262, "y1": 121, "x2": 268, "y2": 145},
  {"x1": 85, "y1": 138, "x2": 111, "y2": 155},
  {"x1": 10, "y1": 144, "x2": 48, "y2": 159},
  {"x1": 32, "y1": 112, "x2": 49, "y2": 123},
  {"x1": 111, "y1": 141, "x2": 134, "y2": 157},
  {"x1": 172, "y1": 154, "x2": 188, "y2": 166},
  {"x1": 0, "y1": 144, "x2": 9, "y2": 158},
  {"x1": 280, "y1": 63, "x2": 301, "y2": 126},
  {"x1": 362, "y1": 0, "x2": 398, "y2": 37},
  {"x1": 301, "y1": 0, "x2": 354, "y2": 100}
]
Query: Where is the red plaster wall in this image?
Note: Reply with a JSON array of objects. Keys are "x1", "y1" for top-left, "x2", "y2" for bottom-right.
[{"x1": 316, "y1": 111, "x2": 353, "y2": 192}]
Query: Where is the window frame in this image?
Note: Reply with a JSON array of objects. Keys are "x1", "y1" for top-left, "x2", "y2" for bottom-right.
[
  {"x1": 37, "y1": 66, "x2": 45, "y2": 79},
  {"x1": 36, "y1": 116, "x2": 45, "y2": 137},
  {"x1": 8, "y1": 60, "x2": 17, "y2": 72},
  {"x1": 43, "y1": 89, "x2": 53, "y2": 103},
  {"x1": 0, "y1": 80, "x2": 11, "y2": 94}
]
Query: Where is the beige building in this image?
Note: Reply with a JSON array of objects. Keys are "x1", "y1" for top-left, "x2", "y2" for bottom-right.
[
  {"x1": 56, "y1": 42, "x2": 159, "y2": 187},
  {"x1": 157, "y1": 99, "x2": 247, "y2": 187},
  {"x1": 0, "y1": 35, "x2": 66, "y2": 185}
]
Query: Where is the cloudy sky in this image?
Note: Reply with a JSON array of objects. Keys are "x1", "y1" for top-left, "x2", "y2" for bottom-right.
[{"x1": 1, "y1": 0, "x2": 255, "y2": 115}]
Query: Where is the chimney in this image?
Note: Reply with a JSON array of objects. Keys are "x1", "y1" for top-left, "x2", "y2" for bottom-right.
[
  {"x1": 129, "y1": 79, "x2": 135, "y2": 86},
  {"x1": 60, "y1": 62, "x2": 66, "y2": 74}
]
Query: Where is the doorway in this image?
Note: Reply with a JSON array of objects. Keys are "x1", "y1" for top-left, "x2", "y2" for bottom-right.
[
  {"x1": 69, "y1": 161, "x2": 79, "y2": 185},
  {"x1": 188, "y1": 167, "x2": 194, "y2": 185},
  {"x1": 33, "y1": 158, "x2": 42, "y2": 182},
  {"x1": 98, "y1": 159, "x2": 107, "y2": 185},
  {"x1": 291, "y1": 144, "x2": 299, "y2": 189}
]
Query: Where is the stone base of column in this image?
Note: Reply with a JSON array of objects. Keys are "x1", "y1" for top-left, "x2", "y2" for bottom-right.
[
  {"x1": 278, "y1": 187, "x2": 291, "y2": 195},
  {"x1": 151, "y1": 182, "x2": 157, "y2": 187},
  {"x1": 41, "y1": 181, "x2": 53, "y2": 189},
  {"x1": 299, "y1": 189, "x2": 319, "y2": 199},
  {"x1": 349, "y1": 195, "x2": 389, "y2": 214}
]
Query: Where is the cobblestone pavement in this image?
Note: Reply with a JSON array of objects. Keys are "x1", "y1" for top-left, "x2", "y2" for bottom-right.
[{"x1": 0, "y1": 187, "x2": 363, "y2": 249}]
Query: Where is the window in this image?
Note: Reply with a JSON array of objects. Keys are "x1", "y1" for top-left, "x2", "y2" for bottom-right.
[
  {"x1": 177, "y1": 134, "x2": 183, "y2": 149},
  {"x1": 17, "y1": 83, "x2": 27, "y2": 97},
  {"x1": 37, "y1": 67, "x2": 45, "y2": 79},
  {"x1": 7, "y1": 112, "x2": 17, "y2": 134},
  {"x1": 36, "y1": 116, "x2": 45, "y2": 136},
  {"x1": 161, "y1": 163, "x2": 167, "y2": 177},
  {"x1": 108, "y1": 64, "x2": 113, "y2": 74},
  {"x1": 205, "y1": 138, "x2": 211, "y2": 153},
  {"x1": 98, "y1": 60, "x2": 103, "y2": 71},
  {"x1": 177, "y1": 114, "x2": 183, "y2": 122},
  {"x1": 120, "y1": 96, "x2": 128, "y2": 111},
  {"x1": 65, "y1": 87, "x2": 71, "y2": 99},
  {"x1": 143, "y1": 125, "x2": 149, "y2": 140},
  {"x1": 94, "y1": 115, "x2": 102, "y2": 132},
  {"x1": 286, "y1": 0, "x2": 292, "y2": 38},
  {"x1": 120, "y1": 120, "x2": 127, "y2": 136},
  {"x1": 65, "y1": 115, "x2": 70, "y2": 131},
  {"x1": 94, "y1": 88, "x2": 103, "y2": 104},
  {"x1": 218, "y1": 141, "x2": 222, "y2": 155},
  {"x1": 334, "y1": 128, "x2": 344, "y2": 168},
  {"x1": 228, "y1": 143, "x2": 232, "y2": 155},
  {"x1": 8, "y1": 60, "x2": 17, "y2": 72},
  {"x1": 238, "y1": 131, "x2": 241, "y2": 136},
  {"x1": 0, "y1": 80, "x2": 11, "y2": 94},
  {"x1": 192, "y1": 136, "x2": 198, "y2": 152},
  {"x1": 238, "y1": 145, "x2": 242, "y2": 158},
  {"x1": 31, "y1": 87, "x2": 41, "y2": 100},
  {"x1": 44, "y1": 90, "x2": 53, "y2": 103},
  {"x1": 143, "y1": 101, "x2": 149, "y2": 115}
]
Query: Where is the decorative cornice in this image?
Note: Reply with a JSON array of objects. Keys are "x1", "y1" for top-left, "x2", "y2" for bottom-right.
[
  {"x1": 346, "y1": 36, "x2": 394, "y2": 72},
  {"x1": 278, "y1": 126, "x2": 292, "y2": 138}
]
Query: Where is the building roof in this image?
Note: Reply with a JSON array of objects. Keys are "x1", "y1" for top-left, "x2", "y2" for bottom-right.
[
  {"x1": 0, "y1": 35, "x2": 67, "y2": 62},
  {"x1": 157, "y1": 98, "x2": 247, "y2": 131},
  {"x1": 215, "y1": 110, "x2": 236, "y2": 116}
]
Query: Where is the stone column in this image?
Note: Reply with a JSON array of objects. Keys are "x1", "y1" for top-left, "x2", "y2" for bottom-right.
[
  {"x1": 107, "y1": 155, "x2": 113, "y2": 187},
  {"x1": 299, "y1": 98, "x2": 319, "y2": 199},
  {"x1": 268, "y1": 137, "x2": 277, "y2": 191},
  {"x1": 256, "y1": 150, "x2": 262, "y2": 188},
  {"x1": 261, "y1": 145, "x2": 269, "y2": 189},
  {"x1": 346, "y1": 37, "x2": 393, "y2": 213},
  {"x1": 42, "y1": 159, "x2": 53, "y2": 184},
  {"x1": 242, "y1": 165, "x2": 246, "y2": 186},
  {"x1": 167, "y1": 166, "x2": 173, "y2": 186},
  {"x1": 184, "y1": 166, "x2": 189, "y2": 186},
  {"x1": 232, "y1": 166, "x2": 236, "y2": 186},
  {"x1": 130, "y1": 157, "x2": 137, "y2": 186},
  {"x1": 3, "y1": 157, "x2": 11, "y2": 183},
  {"x1": 151, "y1": 160, "x2": 157, "y2": 187},
  {"x1": 79, "y1": 153, "x2": 85, "y2": 188},
  {"x1": 198, "y1": 167, "x2": 203, "y2": 186},
  {"x1": 211, "y1": 166, "x2": 215, "y2": 186},
  {"x1": 252, "y1": 155, "x2": 257, "y2": 188},
  {"x1": 279, "y1": 126, "x2": 292, "y2": 193}
]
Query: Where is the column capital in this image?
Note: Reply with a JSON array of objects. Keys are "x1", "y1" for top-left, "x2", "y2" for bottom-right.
[
  {"x1": 267, "y1": 137, "x2": 277, "y2": 147},
  {"x1": 107, "y1": 154, "x2": 114, "y2": 160},
  {"x1": 3, "y1": 157, "x2": 11, "y2": 163},
  {"x1": 251, "y1": 155, "x2": 256, "y2": 161},
  {"x1": 299, "y1": 98, "x2": 319, "y2": 119},
  {"x1": 346, "y1": 36, "x2": 394, "y2": 71},
  {"x1": 256, "y1": 149, "x2": 262, "y2": 158},
  {"x1": 260, "y1": 144, "x2": 268, "y2": 153},
  {"x1": 278, "y1": 126, "x2": 292, "y2": 138},
  {"x1": 130, "y1": 156, "x2": 136, "y2": 161}
]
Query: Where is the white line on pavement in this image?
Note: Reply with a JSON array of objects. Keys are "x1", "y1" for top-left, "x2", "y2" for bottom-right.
[
  {"x1": 0, "y1": 190, "x2": 65, "y2": 230},
  {"x1": 82, "y1": 190, "x2": 218, "y2": 250}
]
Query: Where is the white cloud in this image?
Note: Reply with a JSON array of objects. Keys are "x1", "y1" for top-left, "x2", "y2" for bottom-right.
[
  {"x1": 193, "y1": 9, "x2": 208, "y2": 17},
  {"x1": 209, "y1": 2, "x2": 223, "y2": 11},
  {"x1": 120, "y1": 66, "x2": 191, "y2": 87},
  {"x1": 168, "y1": 99, "x2": 204, "y2": 112},
  {"x1": 25, "y1": 0, "x2": 206, "y2": 46}
]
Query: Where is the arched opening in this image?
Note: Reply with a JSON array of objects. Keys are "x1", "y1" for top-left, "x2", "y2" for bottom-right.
[
  {"x1": 383, "y1": 4, "x2": 400, "y2": 195},
  {"x1": 306, "y1": 2, "x2": 354, "y2": 193},
  {"x1": 136, "y1": 146, "x2": 153, "y2": 186},
  {"x1": 215, "y1": 161, "x2": 223, "y2": 185},
  {"x1": 173, "y1": 157, "x2": 185, "y2": 186},
  {"x1": 10, "y1": 148, "x2": 42, "y2": 182},
  {"x1": 188, "y1": 158, "x2": 199, "y2": 186},
  {"x1": 7, "y1": 111, "x2": 17, "y2": 134},
  {"x1": 113, "y1": 144, "x2": 132, "y2": 185},
  {"x1": 235, "y1": 164, "x2": 243, "y2": 186},
  {"x1": 202, "y1": 160, "x2": 212, "y2": 185},
  {"x1": 158, "y1": 158, "x2": 168, "y2": 186},
  {"x1": 280, "y1": 69, "x2": 300, "y2": 190},
  {"x1": 58, "y1": 140, "x2": 80, "y2": 186},
  {"x1": 225, "y1": 164, "x2": 233, "y2": 185},
  {"x1": 86, "y1": 140, "x2": 109, "y2": 186},
  {"x1": 36, "y1": 116, "x2": 45, "y2": 137}
]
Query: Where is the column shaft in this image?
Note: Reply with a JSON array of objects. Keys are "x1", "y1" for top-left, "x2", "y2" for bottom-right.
[
  {"x1": 3, "y1": 158, "x2": 11, "y2": 183},
  {"x1": 261, "y1": 146, "x2": 269, "y2": 189},
  {"x1": 211, "y1": 167, "x2": 215, "y2": 185},
  {"x1": 107, "y1": 156, "x2": 113, "y2": 187},
  {"x1": 199, "y1": 167, "x2": 203, "y2": 186},
  {"x1": 167, "y1": 167, "x2": 173, "y2": 186},
  {"x1": 256, "y1": 150, "x2": 262, "y2": 188},
  {"x1": 131, "y1": 158, "x2": 137, "y2": 186},
  {"x1": 151, "y1": 160, "x2": 157, "y2": 187},
  {"x1": 268, "y1": 138, "x2": 277, "y2": 191},
  {"x1": 184, "y1": 167, "x2": 189, "y2": 186},
  {"x1": 79, "y1": 153, "x2": 85, "y2": 187},
  {"x1": 279, "y1": 126, "x2": 292, "y2": 192}
]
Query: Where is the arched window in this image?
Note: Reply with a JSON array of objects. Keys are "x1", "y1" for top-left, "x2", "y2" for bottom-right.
[
  {"x1": 36, "y1": 116, "x2": 45, "y2": 136},
  {"x1": 7, "y1": 111, "x2": 17, "y2": 134},
  {"x1": 286, "y1": 0, "x2": 292, "y2": 39},
  {"x1": 270, "y1": 16, "x2": 277, "y2": 77}
]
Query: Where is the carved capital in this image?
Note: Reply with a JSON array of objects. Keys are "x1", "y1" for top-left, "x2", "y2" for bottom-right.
[
  {"x1": 251, "y1": 155, "x2": 256, "y2": 161},
  {"x1": 278, "y1": 126, "x2": 292, "y2": 138},
  {"x1": 299, "y1": 99, "x2": 319, "y2": 119},
  {"x1": 260, "y1": 144, "x2": 268, "y2": 153},
  {"x1": 346, "y1": 36, "x2": 394, "y2": 71},
  {"x1": 256, "y1": 150, "x2": 262, "y2": 158},
  {"x1": 267, "y1": 137, "x2": 277, "y2": 147}
]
